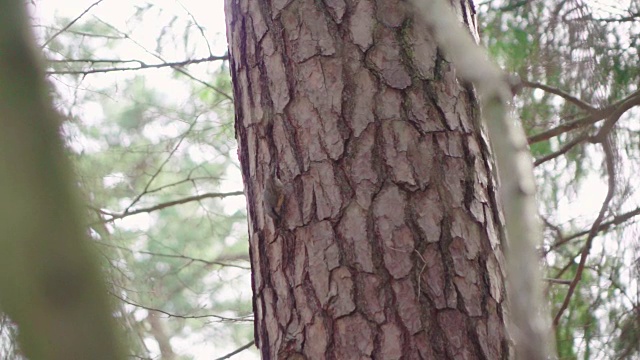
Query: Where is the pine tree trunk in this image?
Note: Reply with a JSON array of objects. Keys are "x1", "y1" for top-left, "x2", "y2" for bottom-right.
[{"x1": 225, "y1": 1, "x2": 509, "y2": 358}]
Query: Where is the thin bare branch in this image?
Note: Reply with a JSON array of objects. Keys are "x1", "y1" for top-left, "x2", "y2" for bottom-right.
[
  {"x1": 528, "y1": 90, "x2": 640, "y2": 144},
  {"x1": 177, "y1": 0, "x2": 213, "y2": 56},
  {"x1": 124, "y1": 120, "x2": 197, "y2": 213},
  {"x1": 587, "y1": 12, "x2": 640, "y2": 22},
  {"x1": 122, "y1": 176, "x2": 212, "y2": 199},
  {"x1": 214, "y1": 341, "x2": 256, "y2": 360},
  {"x1": 591, "y1": 91, "x2": 640, "y2": 143},
  {"x1": 544, "y1": 278, "x2": 572, "y2": 285},
  {"x1": 522, "y1": 80, "x2": 596, "y2": 112},
  {"x1": 46, "y1": 55, "x2": 228, "y2": 75},
  {"x1": 553, "y1": 137, "x2": 617, "y2": 326},
  {"x1": 562, "y1": 207, "x2": 640, "y2": 244},
  {"x1": 534, "y1": 130, "x2": 589, "y2": 166},
  {"x1": 41, "y1": 0, "x2": 104, "y2": 48},
  {"x1": 173, "y1": 62, "x2": 233, "y2": 101},
  {"x1": 95, "y1": 240, "x2": 250, "y2": 270},
  {"x1": 549, "y1": 247, "x2": 584, "y2": 290},
  {"x1": 94, "y1": 17, "x2": 233, "y2": 101},
  {"x1": 100, "y1": 190, "x2": 245, "y2": 222},
  {"x1": 33, "y1": 25, "x2": 123, "y2": 39},
  {"x1": 528, "y1": 111, "x2": 607, "y2": 145},
  {"x1": 110, "y1": 292, "x2": 253, "y2": 322}
]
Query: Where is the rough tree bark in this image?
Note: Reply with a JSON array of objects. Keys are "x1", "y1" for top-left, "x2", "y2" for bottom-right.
[{"x1": 224, "y1": 1, "x2": 509, "y2": 359}]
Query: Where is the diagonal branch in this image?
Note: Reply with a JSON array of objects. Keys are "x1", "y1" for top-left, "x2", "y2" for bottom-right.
[
  {"x1": 534, "y1": 130, "x2": 589, "y2": 166},
  {"x1": 563, "y1": 207, "x2": 640, "y2": 243},
  {"x1": 528, "y1": 89, "x2": 640, "y2": 145},
  {"x1": 411, "y1": 0, "x2": 553, "y2": 358},
  {"x1": 553, "y1": 137, "x2": 616, "y2": 326},
  {"x1": 521, "y1": 80, "x2": 596, "y2": 112},
  {"x1": 100, "y1": 190, "x2": 245, "y2": 222},
  {"x1": 528, "y1": 110, "x2": 607, "y2": 145},
  {"x1": 177, "y1": 0, "x2": 213, "y2": 56},
  {"x1": 590, "y1": 91, "x2": 640, "y2": 143},
  {"x1": 41, "y1": 0, "x2": 105, "y2": 48},
  {"x1": 123, "y1": 120, "x2": 197, "y2": 213},
  {"x1": 214, "y1": 341, "x2": 256, "y2": 360},
  {"x1": 544, "y1": 207, "x2": 640, "y2": 254}
]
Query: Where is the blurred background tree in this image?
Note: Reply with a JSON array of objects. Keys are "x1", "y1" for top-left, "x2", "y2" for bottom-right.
[
  {"x1": 0, "y1": 0, "x2": 637, "y2": 359},
  {"x1": 3, "y1": 1, "x2": 254, "y2": 359}
]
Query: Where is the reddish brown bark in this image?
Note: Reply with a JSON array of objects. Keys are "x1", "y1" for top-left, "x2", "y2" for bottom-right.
[{"x1": 224, "y1": 1, "x2": 509, "y2": 359}]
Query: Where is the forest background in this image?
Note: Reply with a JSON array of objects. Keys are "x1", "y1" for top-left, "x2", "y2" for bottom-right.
[{"x1": 1, "y1": 0, "x2": 639, "y2": 359}]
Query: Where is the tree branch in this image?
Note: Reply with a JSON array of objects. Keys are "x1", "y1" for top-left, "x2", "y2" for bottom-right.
[
  {"x1": 534, "y1": 130, "x2": 589, "y2": 166},
  {"x1": 110, "y1": 292, "x2": 253, "y2": 322},
  {"x1": 521, "y1": 80, "x2": 596, "y2": 112},
  {"x1": 41, "y1": 0, "x2": 104, "y2": 48},
  {"x1": 100, "y1": 191, "x2": 245, "y2": 222},
  {"x1": 177, "y1": 0, "x2": 213, "y2": 56},
  {"x1": 590, "y1": 91, "x2": 640, "y2": 143},
  {"x1": 214, "y1": 341, "x2": 256, "y2": 360},
  {"x1": 95, "y1": 240, "x2": 250, "y2": 269},
  {"x1": 564, "y1": 207, "x2": 640, "y2": 243},
  {"x1": 528, "y1": 89, "x2": 640, "y2": 145},
  {"x1": 123, "y1": 120, "x2": 197, "y2": 214},
  {"x1": 588, "y1": 12, "x2": 640, "y2": 22},
  {"x1": 543, "y1": 278, "x2": 572, "y2": 285},
  {"x1": 46, "y1": 54, "x2": 228, "y2": 75},
  {"x1": 93, "y1": 17, "x2": 233, "y2": 101},
  {"x1": 553, "y1": 137, "x2": 617, "y2": 326},
  {"x1": 544, "y1": 206, "x2": 640, "y2": 254}
]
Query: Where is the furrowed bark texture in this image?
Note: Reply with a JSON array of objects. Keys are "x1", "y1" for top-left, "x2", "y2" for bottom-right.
[{"x1": 224, "y1": 1, "x2": 509, "y2": 359}]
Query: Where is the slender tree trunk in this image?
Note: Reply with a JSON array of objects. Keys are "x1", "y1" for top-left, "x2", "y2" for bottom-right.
[
  {"x1": 225, "y1": 1, "x2": 509, "y2": 358},
  {"x1": 146, "y1": 311, "x2": 176, "y2": 360}
]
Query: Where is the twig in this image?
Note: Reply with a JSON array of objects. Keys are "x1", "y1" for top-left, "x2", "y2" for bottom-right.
[
  {"x1": 41, "y1": 0, "x2": 104, "y2": 48},
  {"x1": 553, "y1": 137, "x2": 616, "y2": 326},
  {"x1": 46, "y1": 55, "x2": 228, "y2": 75},
  {"x1": 534, "y1": 130, "x2": 589, "y2": 166},
  {"x1": 528, "y1": 110, "x2": 606, "y2": 144},
  {"x1": 123, "y1": 120, "x2": 197, "y2": 213},
  {"x1": 94, "y1": 240, "x2": 250, "y2": 270},
  {"x1": 528, "y1": 89, "x2": 640, "y2": 145},
  {"x1": 99, "y1": 190, "x2": 245, "y2": 222},
  {"x1": 110, "y1": 292, "x2": 253, "y2": 322},
  {"x1": 117, "y1": 176, "x2": 213, "y2": 199},
  {"x1": 591, "y1": 91, "x2": 640, "y2": 143},
  {"x1": 561, "y1": 207, "x2": 640, "y2": 244},
  {"x1": 94, "y1": 17, "x2": 233, "y2": 101},
  {"x1": 214, "y1": 341, "x2": 256, "y2": 360},
  {"x1": 543, "y1": 278, "x2": 572, "y2": 285},
  {"x1": 177, "y1": 0, "x2": 213, "y2": 56},
  {"x1": 587, "y1": 12, "x2": 640, "y2": 22},
  {"x1": 521, "y1": 80, "x2": 596, "y2": 112}
]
